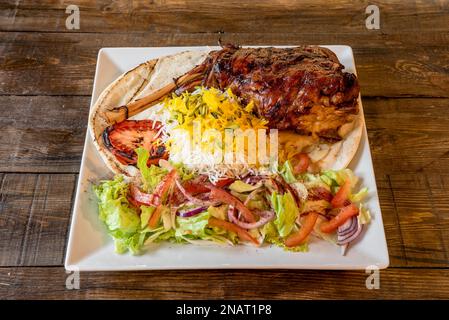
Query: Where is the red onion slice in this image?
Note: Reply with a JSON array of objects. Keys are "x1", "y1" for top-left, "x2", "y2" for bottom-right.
[
  {"x1": 176, "y1": 206, "x2": 207, "y2": 218},
  {"x1": 337, "y1": 216, "x2": 363, "y2": 245},
  {"x1": 227, "y1": 205, "x2": 274, "y2": 229},
  {"x1": 338, "y1": 216, "x2": 357, "y2": 236},
  {"x1": 244, "y1": 175, "x2": 268, "y2": 185},
  {"x1": 340, "y1": 243, "x2": 349, "y2": 256}
]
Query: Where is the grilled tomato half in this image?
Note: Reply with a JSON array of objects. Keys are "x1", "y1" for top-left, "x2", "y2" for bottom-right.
[{"x1": 102, "y1": 120, "x2": 168, "y2": 165}]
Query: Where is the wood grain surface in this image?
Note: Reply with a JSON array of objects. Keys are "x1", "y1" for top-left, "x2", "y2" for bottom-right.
[
  {"x1": 1, "y1": 32, "x2": 449, "y2": 97},
  {"x1": 1, "y1": 267, "x2": 449, "y2": 299},
  {"x1": 0, "y1": 0, "x2": 448, "y2": 299}
]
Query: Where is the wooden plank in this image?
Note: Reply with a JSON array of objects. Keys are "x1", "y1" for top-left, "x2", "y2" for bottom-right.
[
  {"x1": 1, "y1": 1, "x2": 448, "y2": 34},
  {"x1": 0, "y1": 96, "x2": 89, "y2": 173},
  {"x1": 1, "y1": 32, "x2": 449, "y2": 97},
  {"x1": 0, "y1": 174, "x2": 76, "y2": 266},
  {"x1": 18, "y1": 174, "x2": 77, "y2": 266},
  {"x1": 357, "y1": 173, "x2": 449, "y2": 268},
  {"x1": 0, "y1": 174, "x2": 37, "y2": 266},
  {"x1": 1, "y1": 267, "x2": 449, "y2": 299},
  {"x1": 377, "y1": 174, "x2": 449, "y2": 268},
  {"x1": 364, "y1": 98, "x2": 449, "y2": 176},
  {"x1": 376, "y1": 175, "x2": 407, "y2": 267},
  {"x1": 427, "y1": 176, "x2": 449, "y2": 259},
  {"x1": 387, "y1": 174, "x2": 449, "y2": 266}
]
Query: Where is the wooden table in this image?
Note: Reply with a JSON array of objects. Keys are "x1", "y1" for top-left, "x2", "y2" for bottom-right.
[{"x1": 1, "y1": 0, "x2": 449, "y2": 299}]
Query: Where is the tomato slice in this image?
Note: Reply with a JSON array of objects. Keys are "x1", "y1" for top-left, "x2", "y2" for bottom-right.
[
  {"x1": 331, "y1": 179, "x2": 351, "y2": 208},
  {"x1": 148, "y1": 205, "x2": 163, "y2": 228},
  {"x1": 127, "y1": 192, "x2": 144, "y2": 208},
  {"x1": 214, "y1": 178, "x2": 235, "y2": 188},
  {"x1": 320, "y1": 203, "x2": 359, "y2": 233},
  {"x1": 182, "y1": 176, "x2": 209, "y2": 194},
  {"x1": 153, "y1": 169, "x2": 177, "y2": 203},
  {"x1": 292, "y1": 153, "x2": 310, "y2": 175},
  {"x1": 183, "y1": 176, "x2": 235, "y2": 194},
  {"x1": 128, "y1": 184, "x2": 160, "y2": 207},
  {"x1": 285, "y1": 212, "x2": 319, "y2": 247},
  {"x1": 208, "y1": 217, "x2": 259, "y2": 245},
  {"x1": 128, "y1": 169, "x2": 177, "y2": 207},
  {"x1": 103, "y1": 120, "x2": 168, "y2": 165},
  {"x1": 208, "y1": 186, "x2": 256, "y2": 223},
  {"x1": 128, "y1": 169, "x2": 176, "y2": 207}
]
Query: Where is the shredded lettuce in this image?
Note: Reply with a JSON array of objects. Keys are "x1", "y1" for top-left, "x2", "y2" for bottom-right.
[
  {"x1": 171, "y1": 162, "x2": 195, "y2": 181},
  {"x1": 175, "y1": 210, "x2": 239, "y2": 245},
  {"x1": 229, "y1": 180, "x2": 261, "y2": 193},
  {"x1": 93, "y1": 176, "x2": 177, "y2": 254},
  {"x1": 247, "y1": 199, "x2": 267, "y2": 211},
  {"x1": 319, "y1": 174, "x2": 334, "y2": 187},
  {"x1": 322, "y1": 169, "x2": 359, "y2": 188},
  {"x1": 350, "y1": 187, "x2": 368, "y2": 203},
  {"x1": 93, "y1": 163, "x2": 371, "y2": 254},
  {"x1": 262, "y1": 222, "x2": 308, "y2": 252},
  {"x1": 208, "y1": 205, "x2": 227, "y2": 220},
  {"x1": 358, "y1": 204, "x2": 371, "y2": 225},
  {"x1": 93, "y1": 176, "x2": 141, "y2": 254},
  {"x1": 229, "y1": 190, "x2": 246, "y2": 202},
  {"x1": 135, "y1": 147, "x2": 167, "y2": 193},
  {"x1": 115, "y1": 232, "x2": 146, "y2": 254},
  {"x1": 158, "y1": 229, "x2": 177, "y2": 241},
  {"x1": 322, "y1": 169, "x2": 369, "y2": 204},
  {"x1": 144, "y1": 227, "x2": 169, "y2": 244},
  {"x1": 161, "y1": 207, "x2": 173, "y2": 231},
  {"x1": 280, "y1": 160, "x2": 297, "y2": 183},
  {"x1": 301, "y1": 199, "x2": 330, "y2": 214},
  {"x1": 303, "y1": 173, "x2": 331, "y2": 191},
  {"x1": 312, "y1": 218, "x2": 338, "y2": 245},
  {"x1": 140, "y1": 206, "x2": 155, "y2": 229},
  {"x1": 271, "y1": 191, "x2": 299, "y2": 238},
  {"x1": 140, "y1": 205, "x2": 172, "y2": 233},
  {"x1": 262, "y1": 222, "x2": 282, "y2": 246},
  {"x1": 229, "y1": 183, "x2": 267, "y2": 210},
  {"x1": 175, "y1": 210, "x2": 210, "y2": 238}
]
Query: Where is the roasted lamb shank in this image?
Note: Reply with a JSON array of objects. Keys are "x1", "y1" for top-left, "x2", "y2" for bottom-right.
[{"x1": 105, "y1": 45, "x2": 360, "y2": 141}]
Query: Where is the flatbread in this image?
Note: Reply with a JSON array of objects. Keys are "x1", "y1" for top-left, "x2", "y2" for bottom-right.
[
  {"x1": 318, "y1": 109, "x2": 364, "y2": 170},
  {"x1": 89, "y1": 49, "x2": 363, "y2": 176},
  {"x1": 318, "y1": 111, "x2": 363, "y2": 170},
  {"x1": 89, "y1": 50, "x2": 209, "y2": 176}
]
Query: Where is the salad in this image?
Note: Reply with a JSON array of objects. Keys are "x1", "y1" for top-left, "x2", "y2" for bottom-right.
[{"x1": 93, "y1": 149, "x2": 370, "y2": 255}]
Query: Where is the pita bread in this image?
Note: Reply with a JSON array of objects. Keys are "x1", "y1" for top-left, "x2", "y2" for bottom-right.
[
  {"x1": 317, "y1": 110, "x2": 363, "y2": 170},
  {"x1": 89, "y1": 50, "x2": 209, "y2": 176},
  {"x1": 89, "y1": 49, "x2": 363, "y2": 176}
]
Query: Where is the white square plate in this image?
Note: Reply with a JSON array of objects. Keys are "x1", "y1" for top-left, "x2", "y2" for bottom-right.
[{"x1": 65, "y1": 46, "x2": 389, "y2": 271}]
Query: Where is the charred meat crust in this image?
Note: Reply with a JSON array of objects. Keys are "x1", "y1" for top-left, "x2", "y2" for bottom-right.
[{"x1": 189, "y1": 45, "x2": 360, "y2": 140}]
